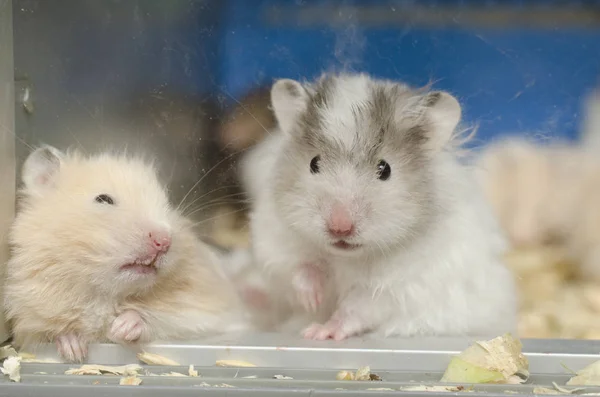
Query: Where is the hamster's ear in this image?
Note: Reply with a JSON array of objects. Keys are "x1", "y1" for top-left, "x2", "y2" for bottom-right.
[
  {"x1": 420, "y1": 91, "x2": 462, "y2": 150},
  {"x1": 271, "y1": 79, "x2": 309, "y2": 133},
  {"x1": 21, "y1": 145, "x2": 64, "y2": 195}
]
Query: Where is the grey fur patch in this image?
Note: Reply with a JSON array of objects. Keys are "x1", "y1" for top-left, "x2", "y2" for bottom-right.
[
  {"x1": 281, "y1": 80, "x2": 304, "y2": 98},
  {"x1": 423, "y1": 91, "x2": 442, "y2": 107},
  {"x1": 291, "y1": 74, "x2": 437, "y2": 170}
]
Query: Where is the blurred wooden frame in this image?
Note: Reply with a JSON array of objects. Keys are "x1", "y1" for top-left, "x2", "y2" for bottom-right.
[{"x1": 0, "y1": 0, "x2": 16, "y2": 344}]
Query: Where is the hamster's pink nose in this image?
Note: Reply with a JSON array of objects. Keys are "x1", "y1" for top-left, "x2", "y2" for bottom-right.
[
  {"x1": 149, "y1": 230, "x2": 171, "y2": 252},
  {"x1": 327, "y1": 204, "x2": 355, "y2": 238}
]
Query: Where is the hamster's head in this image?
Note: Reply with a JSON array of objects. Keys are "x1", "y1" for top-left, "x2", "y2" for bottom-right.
[
  {"x1": 269, "y1": 73, "x2": 462, "y2": 257},
  {"x1": 14, "y1": 145, "x2": 184, "y2": 294}
]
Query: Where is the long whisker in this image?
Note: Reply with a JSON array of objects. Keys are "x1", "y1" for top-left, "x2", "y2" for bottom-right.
[
  {"x1": 184, "y1": 199, "x2": 249, "y2": 219},
  {"x1": 180, "y1": 184, "x2": 244, "y2": 215},
  {"x1": 188, "y1": 206, "x2": 250, "y2": 230},
  {"x1": 176, "y1": 148, "x2": 248, "y2": 212}
]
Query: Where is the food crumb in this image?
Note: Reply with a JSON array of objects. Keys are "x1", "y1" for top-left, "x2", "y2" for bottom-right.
[
  {"x1": 119, "y1": 376, "x2": 142, "y2": 386},
  {"x1": 188, "y1": 364, "x2": 198, "y2": 377},
  {"x1": 273, "y1": 374, "x2": 293, "y2": 380}
]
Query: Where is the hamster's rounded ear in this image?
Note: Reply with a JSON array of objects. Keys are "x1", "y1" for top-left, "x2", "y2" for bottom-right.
[
  {"x1": 21, "y1": 145, "x2": 64, "y2": 195},
  {"x1": 422, "y1": 91, "x2": 462, "y2": 150},
  {"x1": 271, "y1": 79, "x2": 309, "y2": 134}
]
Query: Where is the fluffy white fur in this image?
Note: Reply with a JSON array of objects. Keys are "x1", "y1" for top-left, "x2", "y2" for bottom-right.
[
  {"x1": 4, "y1": 146, "x2": 250, "y2": 362},
  {"x1": 240, "y1": 73, "x2": 517, "y2": 339}
]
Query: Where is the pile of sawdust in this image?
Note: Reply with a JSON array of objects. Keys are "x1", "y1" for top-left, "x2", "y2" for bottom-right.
[{"x1": 506, "y1": 246, "x2": 600, "y2": 339}]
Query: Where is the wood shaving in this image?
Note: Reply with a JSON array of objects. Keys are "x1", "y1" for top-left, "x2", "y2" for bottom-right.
[
  {"x1": 400, "y1": 385, "x2": 469, "y2": 392},
  {"x1": 215, "y1": 359, "x2": 256, "y2": 367},
  {"x1": 355, "y1": 366, "x2": 372, "y2": 381},
  {"x1": 160, "y1": 371, "x2": 187, "y2": 377},
  {"x1": 0, "y1": 346, "x2": 58, "y2": 363},
  {"x1": 531, "y1": 382, "x2": 586, "y2": 395},
  {"x1": 441, "y1": 334, "x2": 528, "y2": 384},
  {"x1": 1, "y1": 356, "x2": 21, "y2": 382},
  {"x1": 367, "y1": 388, "x2": 395, "y2": 391},
  {"x1": 137, "y1": 352, "x2": 180, "y2": 366},
  {"x1": 195, "y1": 381, "x2": 236, "y2": 388},
  {"x1": 242, "y1": 375, "x2": 258, "y2": 379},
  {"x1": 0, "y1": 346, "x2": 18, "y2": 360},
  {"x1": 65, "y1": 364, "x2": 142, "y2": 376},
  {"x1": 336, "y1": 366, "x2": 380, "y2": 382},
  {"x1": 567, "y1": 360, "x2": 600, "y2": 386},
  {"x1": 188, "y1": 365, "x2": 198, "y2": 377},
  {"x1": 273, "y1": 374, "x2": 293, "y2": 380},
  {"x1": 119, "y1": 376, "x2": 142, "y2": 386},
  {"x1": 533, "y1": 387, "x2": 565, "y2": 395},
  {"x1": 553, "y1": 382, "x2": 585, "y2": 393},
  {"x1": 336, "y1": 370, "x2": 355, "y2": 381}
]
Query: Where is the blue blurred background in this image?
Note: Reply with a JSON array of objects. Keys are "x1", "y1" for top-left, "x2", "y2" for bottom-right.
[
  {"x1": 14, "y1": 0, "x2": 600, "y2": 149},
  {"x1": 216, "y1": 0, "x2": 600, "y2": 146}
]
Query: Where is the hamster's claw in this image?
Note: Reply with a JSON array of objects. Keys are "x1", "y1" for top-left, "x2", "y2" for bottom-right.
[
  {"x1": 56, "y1": 334, "x2": 87, "y2": 362},
  {"x1": 302, "y1": 319, "x2": 348, "y2": 341},
  {"x1": 108, "y1": 310, "x2": 145, "y2": 343}
]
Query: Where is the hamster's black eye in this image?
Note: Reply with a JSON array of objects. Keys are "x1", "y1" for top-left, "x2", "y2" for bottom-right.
[
  {"x1": 377, "y1": 160, "x2": 391, "y2": 181},
  {"x1": 95, "y1": 194, "x2": 115, "y2": 205},
  {"x1": 310, "y1": 155, "x2": 321, "y2": 174}
]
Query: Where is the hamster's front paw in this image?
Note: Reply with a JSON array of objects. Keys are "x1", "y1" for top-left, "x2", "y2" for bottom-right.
[
  {"x1": 108, "y1": 310, "x2": 145, "y2": 343},
  {"x1": 302, "y1": 318, "x2": 348, "y2": 341},
  {"x1": 292, "y1": 263, "x2": 325, "y2": 313},
  {"x1": 56, "y1": 333, "x2": 88, "y2": 362},
  {"x1": 302, "y1": 312, "x2": 363, "y2": 341}
]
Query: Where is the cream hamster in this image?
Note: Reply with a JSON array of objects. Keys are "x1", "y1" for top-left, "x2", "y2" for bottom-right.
[
  {"x1": 240, "y1": 72, "x2": 517, "y2": 340},
  {"x1": 475, "y1": 137, "x2": 575, "y2": 248},
  {"x1": 4, "y1": 145, "x2": 251, "y2": 362},
  {"x1": 476, "y1": 136, "x2": 600, "y2": 281}
]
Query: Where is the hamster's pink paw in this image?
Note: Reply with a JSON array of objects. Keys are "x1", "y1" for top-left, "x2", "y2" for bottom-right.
[
  {"x1": 293, "y1": 263, "x2": 325, "y2": 313},
  {"x1": 302, "y1": 318, "x2": 348, "y2": 341},
  {"x1": 56, "y1": 334, "x2": 88, "y2": 362},
  {"x1": 108, "y1": 310, "x2": 145, "y2": 343}
]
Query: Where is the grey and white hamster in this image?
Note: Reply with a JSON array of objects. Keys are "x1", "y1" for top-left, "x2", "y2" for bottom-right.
[{"x1": 239, "y1": 72, "x2": 517, "y2": 340}]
